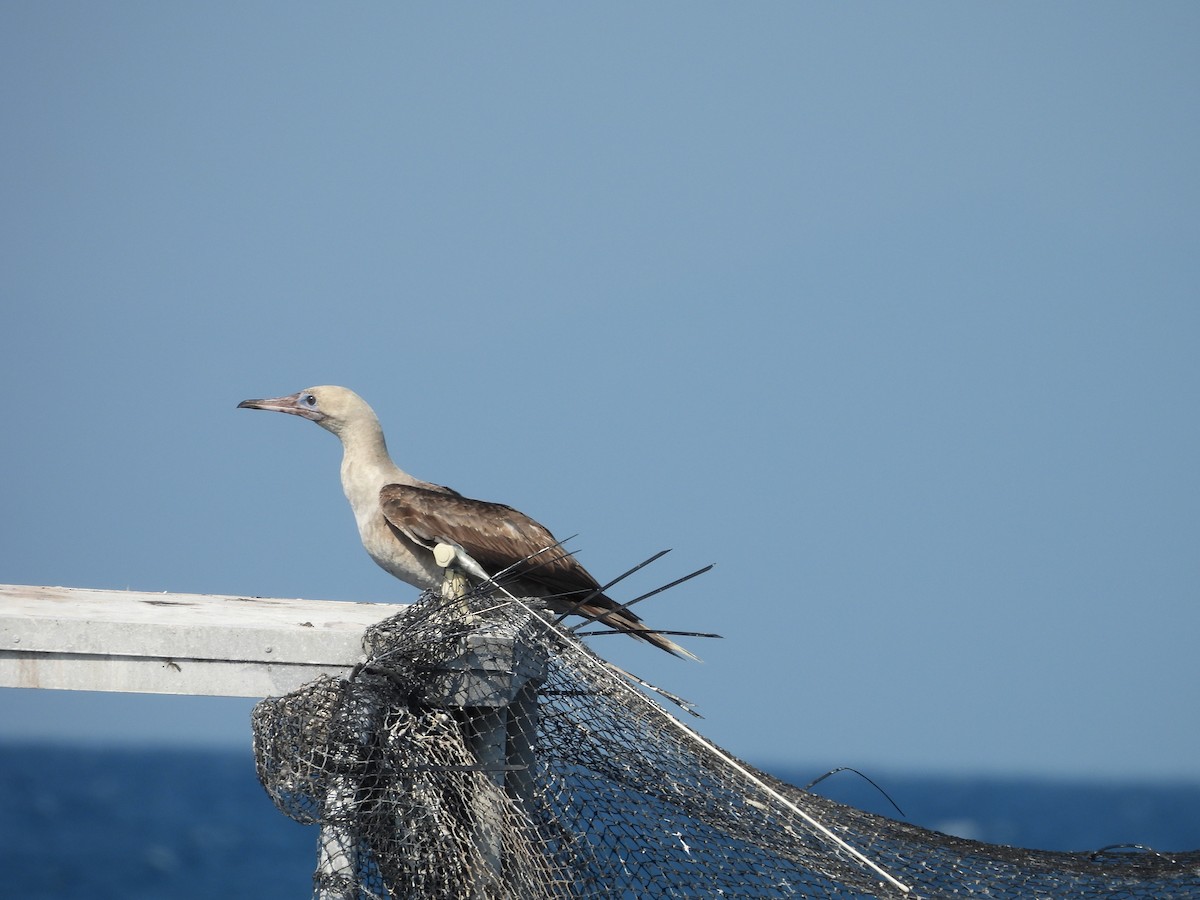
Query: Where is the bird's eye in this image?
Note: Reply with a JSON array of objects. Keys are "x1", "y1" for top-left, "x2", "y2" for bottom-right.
[{"x1": 302, "y1": 394, "x2": 316, "y2": 407}]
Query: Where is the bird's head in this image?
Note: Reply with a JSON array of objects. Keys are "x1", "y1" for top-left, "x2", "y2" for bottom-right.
[{"x1": 237, "y1": 385, "x2": 378, "y2": 438}]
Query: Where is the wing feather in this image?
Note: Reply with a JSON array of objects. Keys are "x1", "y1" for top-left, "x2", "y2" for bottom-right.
[
  {"x1": 378, "y1": 483, "x2": 697, "y2": 659},
  {"x1": 379, "y1": 483, "x2": 602, "y2": 597}
]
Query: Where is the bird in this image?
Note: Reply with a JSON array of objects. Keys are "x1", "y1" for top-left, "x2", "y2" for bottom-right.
[{"x1": 237, "y1": 385, "x2": 695, "y2": 658}]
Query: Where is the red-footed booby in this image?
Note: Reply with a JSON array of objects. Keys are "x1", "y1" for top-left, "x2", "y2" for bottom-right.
[{"x1": 238, "y1": 385, "x2": 695, "y2": 658}]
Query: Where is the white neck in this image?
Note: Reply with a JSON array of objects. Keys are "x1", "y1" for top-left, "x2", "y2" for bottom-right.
[{"x1": 336, "y1": 416, "x2": 415, "y2": 516}]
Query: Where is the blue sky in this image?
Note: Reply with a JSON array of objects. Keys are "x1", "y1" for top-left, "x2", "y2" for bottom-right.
[{"x1": 2, "y1": 3, "x2": 1198, "y2": 780}]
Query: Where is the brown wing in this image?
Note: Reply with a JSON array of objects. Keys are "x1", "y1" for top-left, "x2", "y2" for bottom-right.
[
  {"x1": 378, "y1": 483, "x2": 698, "y2": 659},
  {"x1": 379, "y1": 483, "x2": 603, "y2": 599}
]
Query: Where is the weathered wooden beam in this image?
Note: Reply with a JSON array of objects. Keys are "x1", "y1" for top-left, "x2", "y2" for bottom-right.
[{"x1": 0, "y1": 584, "x2": 406, "y2": 698}]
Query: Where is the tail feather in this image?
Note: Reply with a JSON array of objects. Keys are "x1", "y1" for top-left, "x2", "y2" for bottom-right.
[{"x1": 575, "y1": 601, "x2": 700, "y2": 661}]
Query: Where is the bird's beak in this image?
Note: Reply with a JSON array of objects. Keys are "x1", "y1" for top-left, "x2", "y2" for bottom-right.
[{"x1": 237, "y1": 393, "x2": 322, "y2": 421}]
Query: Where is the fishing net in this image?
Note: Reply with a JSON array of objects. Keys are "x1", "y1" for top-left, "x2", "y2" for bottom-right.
[{"x1": 251, "y1": 588, "x2": 1200, "y2": 898}]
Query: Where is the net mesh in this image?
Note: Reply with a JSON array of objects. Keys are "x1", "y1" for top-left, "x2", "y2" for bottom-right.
[{"x1": 252, "y1": 589, "x2": 1200, "y2": 899}]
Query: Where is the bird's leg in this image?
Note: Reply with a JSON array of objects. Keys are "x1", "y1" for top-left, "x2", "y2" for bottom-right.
[{"x1": 434, "y1": 542, "x2": 474, "y2": 619}]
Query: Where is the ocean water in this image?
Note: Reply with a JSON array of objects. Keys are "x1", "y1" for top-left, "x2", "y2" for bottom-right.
[{"x1": 2, "y1": 742, "x2": 1197, "y2": 899}]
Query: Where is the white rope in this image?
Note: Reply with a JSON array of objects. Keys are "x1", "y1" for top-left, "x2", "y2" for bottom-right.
[{"x1": 439, "y1": 549, "x2": 914, "y2": 894}]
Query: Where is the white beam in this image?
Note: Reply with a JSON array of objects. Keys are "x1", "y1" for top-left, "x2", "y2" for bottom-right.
[{"x1": 0, "y1": 584, "x2": 406, "y2": 698}]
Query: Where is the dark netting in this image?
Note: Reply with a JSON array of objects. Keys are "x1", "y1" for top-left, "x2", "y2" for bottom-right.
[{"x1": 252, "y1": 589, "x2": 1200, "y2": 898}]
